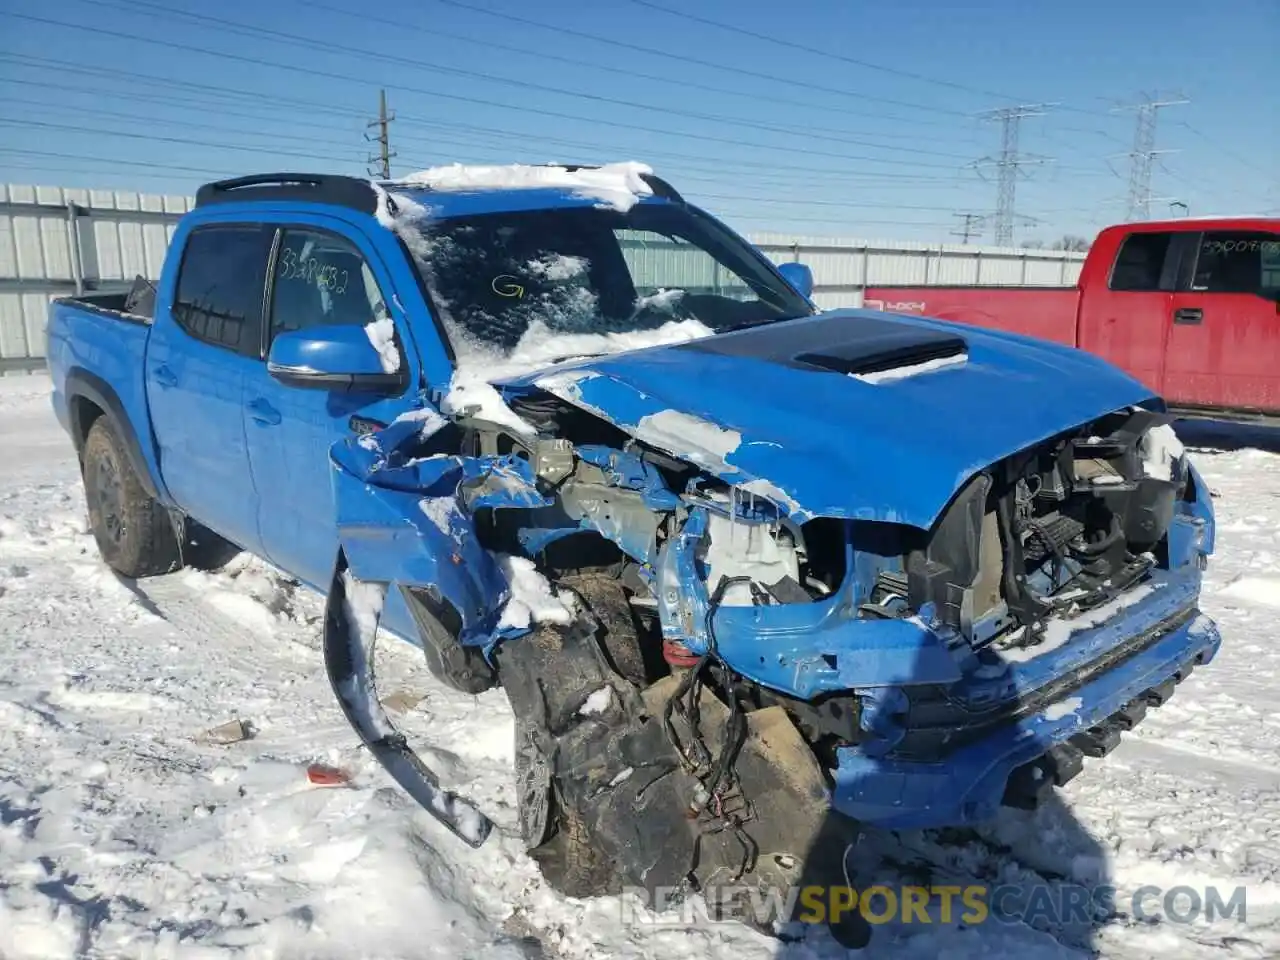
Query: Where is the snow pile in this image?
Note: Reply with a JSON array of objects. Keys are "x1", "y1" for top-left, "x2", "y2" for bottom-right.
[
  {"x1": 497, "y1": 555, "x2": 575, "y2": 630},
  {"x1": 393, "y1": 161, "x2": 656, "y2": 212},
  {"x1": 364, "y1": 315, "x2": 400, "y2": 374},
  {"x1": 854, "y1": 353, "x2": 968, "y2": 384},
  {"x1": 443, "y1": 318, "x2": 713, "y2": 435},
  {"x1": 1140, "y1": 422, "x2": 1187, "y2": 479},
  {"x1": 419, "y1": 496, "x2": 459, "y2": 535},
  {"x1": 391, "y1": 405, "x2": 449, "y2": 439}
]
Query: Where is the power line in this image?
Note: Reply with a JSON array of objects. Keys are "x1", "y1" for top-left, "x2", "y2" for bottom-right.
[
  {"x1": 63, "y1": 0, "x2": 979, "y2": 165},
  {"x1": 425, "y1": 0, "x2": 979, "y2": 121},
  {"x1": 972, "y1": 104, "x2": 1056, "y2": 245},
  {"x1": 1113, "y1": 93, "x2": 1189, "y2": 220},
  {"x1": 626, "y1": 0, "x2": 1020, "y2": 103}
]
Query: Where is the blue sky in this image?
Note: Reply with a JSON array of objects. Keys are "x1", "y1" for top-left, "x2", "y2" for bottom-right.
[{"x1": 0, "y1": 0, "x2": 1274, "y2": 243}]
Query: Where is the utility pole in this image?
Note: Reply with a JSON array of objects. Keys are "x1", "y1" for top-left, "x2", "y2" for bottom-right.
[
  {"x1": 972, "y1": 104, "x2": 1056, "y2": 246},
  {"x1": 1113, "y1": 93, "x2": 1188, "y2": 221},
  {"x1": 950, "y1": 213, "x2": 985, "y2": 244},
  {"x1": 366, "y1": 89, "x2": 396, "y2": 180}
]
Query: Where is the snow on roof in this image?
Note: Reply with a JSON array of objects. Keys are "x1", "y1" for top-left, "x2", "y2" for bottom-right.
[{"x1": 389, "y1": 162, "x2": 656, "y2": 212}]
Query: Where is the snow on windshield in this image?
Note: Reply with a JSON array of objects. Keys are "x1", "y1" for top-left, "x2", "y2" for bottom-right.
[{"x1": 391, "y1": 162, "x2": 655, "y2": 212}]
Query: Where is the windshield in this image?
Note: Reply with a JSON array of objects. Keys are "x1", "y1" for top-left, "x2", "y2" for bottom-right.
[{"x1": 401, "y1": 202, "x2": 814, "y2": 362}]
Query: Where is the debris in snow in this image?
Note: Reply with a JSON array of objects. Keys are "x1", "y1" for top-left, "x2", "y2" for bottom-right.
[
  {"x1": 497, "y1": 555, "x2": 575, "y2": 630},
  {"x1": 853, "y1": 353, "x2": 967, "y2": 384},
  {"x1": 305, "y1": 763, "x2": 352, "y2": 787},
  {"x1": 1043, "y1": 696, "x2": 1083, "y2": 722},
  {"x1": 578, "y1": 686, "x2": 614, "y2": 716},
  {"x1": 526, "y1": 254, "x2": 589, "y2": 280},
  {"x1": 364, "y1": 315, "x2": 400, "y2": 374},
  {"x1": 1140, "y1": 423, "x2": 1186, "y2": 480},
  {"x1": 634, "y1": 409, "x2": 742, "y2": 474},
  {"x1": 419, "y1": 496, "x2": 459, "y2": 536},
  {"x1": 338, "y1": 572, "x2": 396, "y2": 740},
  {"x1": 393, "y1": 161, "x2": 656, "y2": 212},
  {"x1": 196, "y1": 718, "x2": 254, "y2": 745}
]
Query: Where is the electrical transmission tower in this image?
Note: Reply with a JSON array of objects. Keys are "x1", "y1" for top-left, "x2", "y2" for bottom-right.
[
  {"x1": 950, "y1": 213, "x2": 986, "y2": 244},
  {"x1": 366, "y1": 89, "x2": 396, "y2": 180},
  {"x1": 972, "y1": 104, "x2": 1056, "y2": 246},
  {"x1": 1114, "y1": 93, "x2": 1188, "y2": 220}
]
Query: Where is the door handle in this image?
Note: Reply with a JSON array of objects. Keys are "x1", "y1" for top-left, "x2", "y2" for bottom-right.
[
  {"x1": 247, "y1": 398, "x2": 282, "y2": 426},
  {"x1": 152, "y1": 364, "x2": 177, "y2": 388},
  {"x1": 1173, "y1": 307, "x2": 1203, "y2": 325}
]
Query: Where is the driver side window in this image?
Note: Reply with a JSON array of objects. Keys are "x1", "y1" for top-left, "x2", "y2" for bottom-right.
[
  {"x1": 269, "y1": 228, "x2": 389, "y2": 342},
  {"x1": 615, "y1": 229, "x2": 757, "y2": 303}
]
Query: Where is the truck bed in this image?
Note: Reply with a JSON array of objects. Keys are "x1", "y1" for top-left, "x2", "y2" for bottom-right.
[{"x1": 862, "y1": 286, "x2": 1081, "y2": 346}]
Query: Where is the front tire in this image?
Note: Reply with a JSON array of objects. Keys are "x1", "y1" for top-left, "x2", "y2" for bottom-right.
[{"x1": 82, "y1": 417, "x2": 180, "y2": 578}]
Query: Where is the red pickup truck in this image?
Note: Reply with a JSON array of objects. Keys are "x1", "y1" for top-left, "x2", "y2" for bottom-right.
[{"x1": 862, "y1": 217, "x2": 1280, "y2": 418}]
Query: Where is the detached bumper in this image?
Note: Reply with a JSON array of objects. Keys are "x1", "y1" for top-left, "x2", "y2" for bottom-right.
[{"x1": 829, "y1": 609, "x2": 1221, "y2": 828}]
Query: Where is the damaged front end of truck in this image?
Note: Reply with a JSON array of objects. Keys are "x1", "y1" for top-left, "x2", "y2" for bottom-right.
[{"x1": 322, "y1": 311, "x2": 1222, "y2": 905}]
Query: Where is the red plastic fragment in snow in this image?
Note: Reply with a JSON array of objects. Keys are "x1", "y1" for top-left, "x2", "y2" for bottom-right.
[{"x1": 306, "y1": 764, "x2": 351, "y2": 786}]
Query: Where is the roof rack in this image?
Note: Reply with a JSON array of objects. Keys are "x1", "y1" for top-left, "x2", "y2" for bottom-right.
[{"x1": 194, "y1": 173, "x2": 379, "y2": 213}]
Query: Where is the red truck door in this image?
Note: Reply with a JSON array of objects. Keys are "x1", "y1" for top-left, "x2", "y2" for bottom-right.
[
  {"x1": 1077, "y1": 229, "x2": 1179, "y2": 395},
  {"x1": 1162, "y1": 228, "x2": 1280, "y2": 414}
]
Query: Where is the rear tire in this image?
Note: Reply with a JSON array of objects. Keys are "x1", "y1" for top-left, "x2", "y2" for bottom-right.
[{"x1": 82, "y1": 417, "x2": 180, "y2": 578}]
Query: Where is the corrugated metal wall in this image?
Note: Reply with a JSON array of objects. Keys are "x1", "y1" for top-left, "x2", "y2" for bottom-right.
[{"x1": 1, "y1": 183, "x2": 1086, "y2": 372}]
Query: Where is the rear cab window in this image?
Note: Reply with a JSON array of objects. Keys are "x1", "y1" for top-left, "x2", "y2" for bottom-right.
[
  {"x1": 172, "y1": 225, "x2": 274, "y2": 357},
  {"x1": 1108, "y1": 232, "x2": 1175, "y2": 291},
  {"x1": 1192, "y1": 231, "x2": 1280, "y2": 294}
]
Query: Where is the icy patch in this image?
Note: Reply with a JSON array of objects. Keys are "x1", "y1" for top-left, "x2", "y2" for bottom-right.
[
  {"x1": 1140, "y1": 423, "x2": 1187, "y2": 480},
  {"x1": 1000, "y1": 584, "x2": 1158, "y2": 663},
  {"x1": 363, "y1": 315, "x2": 400, "y2": 374},
  {"x1": 1220, "y1": 576, "x2": 1280, "y2": 609},
  {"x1": 419, "y1": 496, "x2": 458, "y2": 535},
  {"x1": 853, "y1": 353, "x2": 967, "y2": 384},
  {"x1": 1043, "y1": 696, "x2": 1083, "y2": 722},
  {"x1": 394, "y1": 161, "x2": 655, "y2": 212},
  {"x1": 339, "y1": 572, "x2": 395, "y2": 740},
  {"x1": 634, "y1": 409, "x2": 742, "y2": 474},
  {"x1": 497, "y1": 555, "x2": 575, "y2": 630},
  {"x1": 579, "y1": 686, "x2": 614, "y2": 716}
]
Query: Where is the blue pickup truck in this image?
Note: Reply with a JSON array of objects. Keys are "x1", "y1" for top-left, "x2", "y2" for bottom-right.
[{"x1": 47, "y1": 166, "x2": 1221, "y2": 912}]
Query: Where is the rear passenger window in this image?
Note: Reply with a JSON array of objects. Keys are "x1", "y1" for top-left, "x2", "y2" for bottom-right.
[
  {"x1": 269, "y1": 228, "x2": 390, "y2": 340},
  {"x1": 1193, "y1": 231, "x2": 1279, "y2": 293},
  {"x1": 1109, "y1": 232, "x2": 1173, "y2": 291},
  {"x1": 172, "y1": 226, "x2": 273, "y2": 356}
]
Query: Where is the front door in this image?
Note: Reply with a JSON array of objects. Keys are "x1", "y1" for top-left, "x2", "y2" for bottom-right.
[
  {"x1": 242, "y1": 222, "x2": 420, "y2": 590},
  {"x1": 147, "y1": 223, "x2": 273, "y2": 555},
  {"x1": 1163, "y1": 229, "x2": 1280, "y2": 413}
]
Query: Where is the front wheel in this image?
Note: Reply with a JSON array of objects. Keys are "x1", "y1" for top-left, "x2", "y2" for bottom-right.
[{"x1": 82, "y1": 417, "x2": 180, "y2": 578}]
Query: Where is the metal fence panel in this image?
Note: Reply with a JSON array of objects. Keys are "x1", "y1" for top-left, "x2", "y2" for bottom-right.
[{"x1": 0, "y1": 183, "x2": 1088, "y2": 371}]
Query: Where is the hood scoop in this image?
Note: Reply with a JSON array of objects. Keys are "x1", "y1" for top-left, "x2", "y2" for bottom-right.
[{"x1": 675, "y1": 312, "x2": 967, "y2": 377}]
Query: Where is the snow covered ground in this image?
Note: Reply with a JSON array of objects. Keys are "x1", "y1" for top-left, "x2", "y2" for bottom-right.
[{"x1": 2, "y1": 372, "x2": 1279, "y2": 959}]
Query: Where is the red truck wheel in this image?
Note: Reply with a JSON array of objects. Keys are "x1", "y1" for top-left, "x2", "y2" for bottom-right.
[{"x1": 82, "y1": 418, "x2": 180, "y2": 578}]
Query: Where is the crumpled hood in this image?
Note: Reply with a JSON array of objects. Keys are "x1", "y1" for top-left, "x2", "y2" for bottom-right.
[{"x1": 500, "y1": 309, "x2": 1156, "y2": 529}]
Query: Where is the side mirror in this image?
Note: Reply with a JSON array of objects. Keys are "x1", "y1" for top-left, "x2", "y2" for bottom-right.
[
  {"x1": 267, "y1": 326, "x2": 403, "y2": 392},
  {"x1": 777, "y1": 261, "x2": 814, "y2": 299}
]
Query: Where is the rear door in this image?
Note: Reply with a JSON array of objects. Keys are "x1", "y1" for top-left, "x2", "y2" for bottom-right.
[
  {"x1": 242, "y1": 220, "x2": 421, "y2": 591},
  {"x1": 1163, "y1": 229, "x2": 1280, "y2": 413},
  {"x1": 146, "y1": 224, "x2": 273, "y2": 554},
  {"x1": 1076, "y1": 229, "x2": 1179, "y2": 393}
]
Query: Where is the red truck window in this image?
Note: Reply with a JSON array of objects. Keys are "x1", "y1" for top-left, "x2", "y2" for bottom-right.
[
  {"x1": 1192, "y1": 231, "x2": 1280, "y2": 294},
  {"x1": 1109, "y1": 232, "x2": 1175, "y2": 291}
]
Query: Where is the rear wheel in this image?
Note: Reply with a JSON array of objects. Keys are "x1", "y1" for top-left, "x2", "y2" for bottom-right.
[{"x1": 82, "y1": 417, "x2": 180, "y2": 578}]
